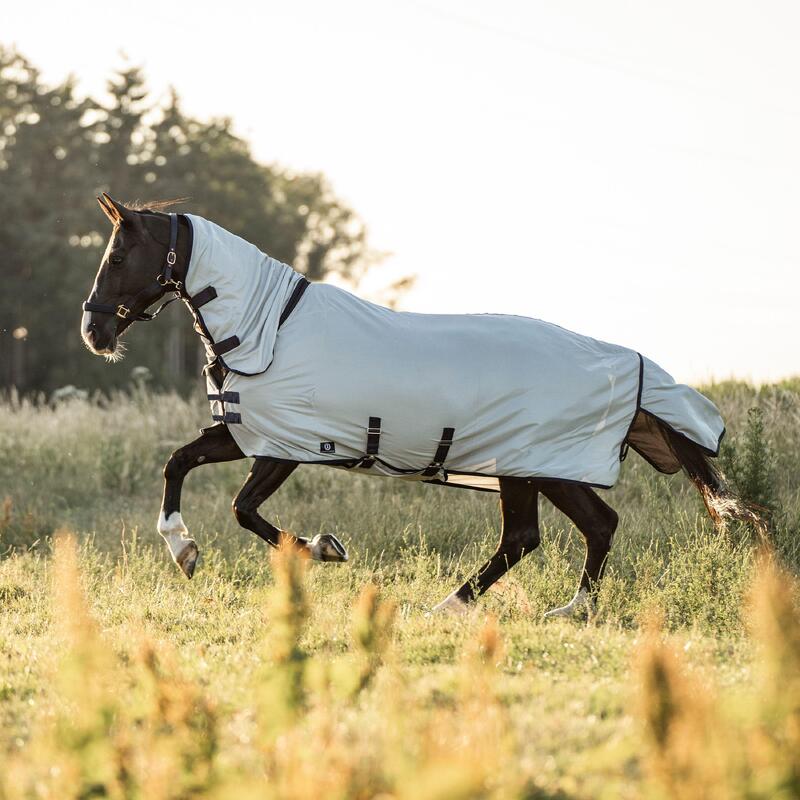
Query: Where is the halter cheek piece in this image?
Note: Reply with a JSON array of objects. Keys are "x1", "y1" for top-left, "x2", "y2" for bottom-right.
[{"x1": 82, "y1": 213, "x2": 182, "y2": 323}]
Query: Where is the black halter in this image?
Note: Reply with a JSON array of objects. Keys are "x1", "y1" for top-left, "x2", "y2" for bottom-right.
[{"x1": 82, "y1": 213, "x2": 182, "y2": 323}]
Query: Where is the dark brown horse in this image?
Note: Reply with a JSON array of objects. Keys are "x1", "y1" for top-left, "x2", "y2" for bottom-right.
[{"x1": 81, "y1": 194, "x2": 748, "y2": 616}]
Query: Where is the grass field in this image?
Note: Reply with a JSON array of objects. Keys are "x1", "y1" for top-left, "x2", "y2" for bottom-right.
[{"x1": 0, "y1": 380, "x2": 799, "y2": 799}]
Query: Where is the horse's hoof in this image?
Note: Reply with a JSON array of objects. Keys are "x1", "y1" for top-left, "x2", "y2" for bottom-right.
[
  {"x1": 158, "y1": 512, "x2": 199, "y2": 578},
  {"x1": 175, "y1": 541, "x2": 199, "y2": 579},
  {"x1": 544, "y1": 587, "x2": 591, "y2": 619},
  {"x1": 309, "y1": 533, "x2": 348, "y2": 562},
  {"x1": 432, "y1": 592, "x2": 470, "y2": 615}
]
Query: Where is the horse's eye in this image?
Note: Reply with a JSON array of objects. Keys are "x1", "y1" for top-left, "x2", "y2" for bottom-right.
[{"x1": 110, "y1": 255, "x2": 124, "y2": 266}]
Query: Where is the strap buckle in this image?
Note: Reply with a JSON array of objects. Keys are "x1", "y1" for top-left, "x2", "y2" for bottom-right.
[
  {"x1": 157, "y1": 273, "x2": 182, "y2": 290},
  {"x1": 166, "y1": 250, "x2": 177, "y2": 266},
  {"x1": 116, "y1": 304, "x2": 131, "y2": 319}
]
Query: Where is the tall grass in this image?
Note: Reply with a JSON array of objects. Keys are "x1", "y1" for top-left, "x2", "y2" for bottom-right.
[
  {"x1": 638, "y1": 553, "x2": 800, "y2": 799},
  {"x1": 1, "y1": 533, "x2": 798, "y2": 798},
  {"x1": 0, "y1": 380, "x2": 799, "y2": 796}
]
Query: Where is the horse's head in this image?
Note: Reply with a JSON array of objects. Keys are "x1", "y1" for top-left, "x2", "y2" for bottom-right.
[{"x1": 81, "y1": 194, "x2": 184, "y2": 360}]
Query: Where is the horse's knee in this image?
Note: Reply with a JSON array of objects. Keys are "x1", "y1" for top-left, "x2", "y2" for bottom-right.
[{"x1": 164, "y1": 448, "x2": 193, "y2": 481}]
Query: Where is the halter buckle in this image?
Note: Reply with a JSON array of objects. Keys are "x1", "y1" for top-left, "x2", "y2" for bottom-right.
[
  {"x1": 157, "y1": 274, "x2": 171, "y2": 286},
  {"x1": 116, "y1": 305, "x2": 132, "y2": 319},
  {"x1": 166, "y1": 250, "x2": 177, "y2": 266}
]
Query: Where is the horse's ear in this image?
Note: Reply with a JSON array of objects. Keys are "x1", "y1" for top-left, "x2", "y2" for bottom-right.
[
  {"x1": 97, "y1": 195, "x2": 120, "y2": 225},
  {"x1": 101, "y1": 193, "x2": 136, "y2": 227}
]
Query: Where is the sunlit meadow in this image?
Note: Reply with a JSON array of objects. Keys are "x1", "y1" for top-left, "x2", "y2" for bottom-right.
[{"x1": 0, "y1": 378, "x2": 799, "y2": 798}]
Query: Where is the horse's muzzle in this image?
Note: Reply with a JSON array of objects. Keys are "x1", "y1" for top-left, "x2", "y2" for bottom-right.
[{"x1": 81, "y1": 310, "x2": 118, "y2": 355}]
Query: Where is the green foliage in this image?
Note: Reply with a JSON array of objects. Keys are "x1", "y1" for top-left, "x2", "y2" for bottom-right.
[
  {"x1": 0, "y1": 46, "x2": 371, "y2": 394},
  {"x1": 721, "y1": 405, "x2": 777, "y2": 522}
]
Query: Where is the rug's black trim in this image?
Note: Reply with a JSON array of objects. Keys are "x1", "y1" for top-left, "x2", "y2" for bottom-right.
[
  {"x1": 182, "y1": 217, "x2": 218, "y2": 364},
  {"x1": 255, "y1": 456, "x2": 362, "y2": 468},
  {"x1": 619, "y1": 352, "x2": 644, "y2": 462},
  {"x1": 279, "y1": 278, "x2": 310, "y2": 327},
  {"x1": 252, "y1": 456, "x2": 614, "y2": 491}
]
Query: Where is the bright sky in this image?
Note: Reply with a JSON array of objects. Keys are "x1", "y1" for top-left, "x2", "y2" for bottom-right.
[{"x1": 8, "y1": 1, "x2": 799, "y2": 382}]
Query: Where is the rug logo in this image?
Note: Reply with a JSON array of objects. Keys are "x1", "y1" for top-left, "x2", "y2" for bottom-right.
[{"x1": 320, "y1": 441, "x2": 336, "y2": 453}]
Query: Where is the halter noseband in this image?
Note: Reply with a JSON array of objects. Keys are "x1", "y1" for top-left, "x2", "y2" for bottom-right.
[{"x1": 82, "y1": 213, "x2": 182, "y2": 323}]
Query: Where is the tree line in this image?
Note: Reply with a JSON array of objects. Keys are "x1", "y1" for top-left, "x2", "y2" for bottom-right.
[{"x1": 0, "y1": 47, "x2": 371, "y2": 394}]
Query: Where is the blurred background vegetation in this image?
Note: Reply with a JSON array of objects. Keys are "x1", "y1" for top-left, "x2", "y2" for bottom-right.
[{"x1": 0, "y1": 45, "x2": 373, "y2": 394}]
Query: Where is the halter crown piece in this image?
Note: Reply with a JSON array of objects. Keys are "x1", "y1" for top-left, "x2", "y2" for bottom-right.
[{"x1": 82, "y1": 213, "x2": 182, "y2": 322}]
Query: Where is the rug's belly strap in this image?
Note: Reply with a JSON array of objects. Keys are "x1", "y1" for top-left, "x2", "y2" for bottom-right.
[{"x1": 348, "y1": 418, "x2": 456, "y2": 477}]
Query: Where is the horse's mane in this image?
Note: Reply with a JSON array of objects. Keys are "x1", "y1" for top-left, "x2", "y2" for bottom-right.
[{"x1": 126, "y1": 198, "x2": 190, "y2": 214}]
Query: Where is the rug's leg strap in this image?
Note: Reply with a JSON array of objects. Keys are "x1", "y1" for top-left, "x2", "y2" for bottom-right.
[
  {"x1": 357, "y1": 417, "x2": 382, "y2": 469},
  {"x1": 422, "y1": 427, "x2": 455, "y2": 477}
]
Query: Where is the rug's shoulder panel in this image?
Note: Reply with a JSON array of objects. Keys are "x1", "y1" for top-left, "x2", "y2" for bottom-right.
[
  {"x1": 184, "y1": 214, "x2": 302, "y2": 375},
  {"x1": 225, "y1": 284, "x2": 644, "y2": 488},
  {"x1": 639, "y1": 356, "x2": 725, "y2": 454}
]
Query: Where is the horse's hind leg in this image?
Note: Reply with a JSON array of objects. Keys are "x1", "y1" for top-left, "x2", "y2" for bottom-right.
[
  {"x1": 158, "y1": 424, "x2": 244, "y2": 578},
  {"x1": 433, "y1": 477, "x2": 540, "y2": 613},
  {"x1": 539, "y1": 483, "x2": 618, "y2": 619},
  {"x1": 232, "y1": 459, "x2": 348, "y2": 562}
]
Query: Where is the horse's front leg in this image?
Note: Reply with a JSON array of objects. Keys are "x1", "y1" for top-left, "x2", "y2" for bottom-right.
[
  {"x1": 158, "y1": 424, "x2": 244, "y2": 577},
  {"x1": 232, "y1": 459, "x2": 348, "y2": 562}
]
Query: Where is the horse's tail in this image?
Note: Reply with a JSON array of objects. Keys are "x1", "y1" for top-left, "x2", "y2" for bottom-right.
[{"x1": 662, "y1": 423, "x2": 768, "y2": 539}]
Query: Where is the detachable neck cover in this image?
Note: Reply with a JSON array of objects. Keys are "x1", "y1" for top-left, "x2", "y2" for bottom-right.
[{"x1": 184, "y1": 214, "x2": 303, "y2": 375}]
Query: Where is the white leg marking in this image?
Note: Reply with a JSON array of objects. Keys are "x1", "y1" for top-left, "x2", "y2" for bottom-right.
[
  {"x1": 157, "y1": 511, "x2": 199, "y2": 579},
  {"x1": 544, "y1": 587, "x2": 591, "y2": 619},
  {"x1": 432, "y1": 591, "x2": 470, "y2": 615}
]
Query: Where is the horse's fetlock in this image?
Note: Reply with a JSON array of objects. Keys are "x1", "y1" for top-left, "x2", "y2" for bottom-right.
[{"x1": 157, "y1": 510, "x2": 188, "y2": 537}]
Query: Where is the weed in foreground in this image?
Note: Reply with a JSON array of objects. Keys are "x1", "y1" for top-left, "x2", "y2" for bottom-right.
[{"x1": 637, "y1": 554, "x2": 800, "y2": 799}]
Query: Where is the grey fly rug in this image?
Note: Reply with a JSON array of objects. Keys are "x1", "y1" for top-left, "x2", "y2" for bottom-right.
[{"x1": 183, "y1": 214, "x2": 725, "y2": 492}]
